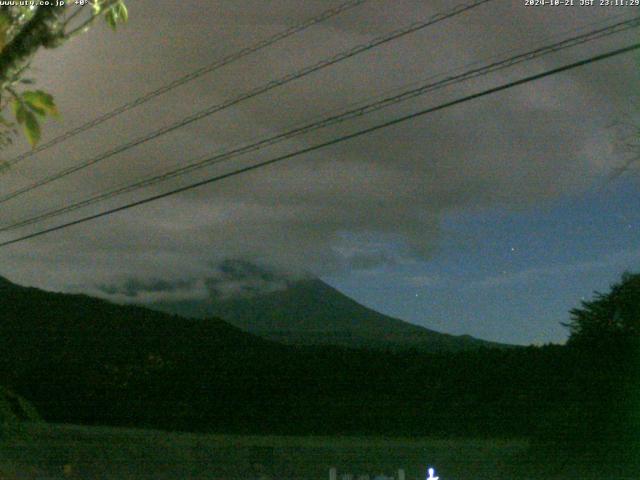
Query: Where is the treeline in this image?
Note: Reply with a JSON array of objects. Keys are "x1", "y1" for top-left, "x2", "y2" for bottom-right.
[{"x1": 0, "y1": 275, "x2": 637, "y2": 453}]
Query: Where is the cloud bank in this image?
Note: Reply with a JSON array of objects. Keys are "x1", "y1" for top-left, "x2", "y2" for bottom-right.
[{"x1": 0, "y1": 0, "x2": 637, "y2": 297}]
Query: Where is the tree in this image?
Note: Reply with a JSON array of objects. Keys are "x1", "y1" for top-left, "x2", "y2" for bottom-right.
[
  {"x1": 564, "y1": 271, "x2": 640, "y2": 346},
  {"x1": 531, "y1": 271, "x2": 640, "y2": 469},
  {"x1": 0, "y1": 1, "x2": 128, "y2": 150}
]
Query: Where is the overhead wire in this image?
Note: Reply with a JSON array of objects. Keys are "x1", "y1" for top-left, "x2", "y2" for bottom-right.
[
  {"x1": 1, "y1": 15, "x2": 638, "y2": 233},
  {"x1": 1, "y1": 0, "x2": 371, "y2": 169},
  {"x1": 0, "y1": 0, "x2": 494, "y2": 205},
  {"x1": 1, "y1": 41, "x2": 637, "y2": 248}
]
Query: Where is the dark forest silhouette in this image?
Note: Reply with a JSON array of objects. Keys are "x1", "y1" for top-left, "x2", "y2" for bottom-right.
[{"x1": 0, "y1": 272, "x2": 637, "y2": 469}]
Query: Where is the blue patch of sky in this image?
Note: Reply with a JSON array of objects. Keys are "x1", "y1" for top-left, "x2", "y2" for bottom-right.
[{"x1": 324, "y1": 177, "x2": 640, "y2": 345}]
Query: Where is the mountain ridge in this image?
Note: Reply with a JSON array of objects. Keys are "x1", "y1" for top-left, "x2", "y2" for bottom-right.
[
  {"x1": 0, "y1": 272, "x2": 617, "y2": 442},
  {"x1": 143, "y1": 263, "x2": 507, "y2": 352}
]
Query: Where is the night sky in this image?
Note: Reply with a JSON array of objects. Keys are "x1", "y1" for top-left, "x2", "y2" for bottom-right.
[{"x1": 0, "y1": 0, "x2": 638, "y2": 345}]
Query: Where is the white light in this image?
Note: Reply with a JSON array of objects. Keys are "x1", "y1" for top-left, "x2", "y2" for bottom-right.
[{"x1": 426, "y1": 468, "x2": 439, "y2": 480}]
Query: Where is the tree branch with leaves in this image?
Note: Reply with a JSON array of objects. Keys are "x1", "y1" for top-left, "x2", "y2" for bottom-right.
[
  {"x1": 564, "y1": 271, "x2": 640, "y2": 346},
  {"x1": 0, "y1": 1, "x2": 127, "y2": 151}
]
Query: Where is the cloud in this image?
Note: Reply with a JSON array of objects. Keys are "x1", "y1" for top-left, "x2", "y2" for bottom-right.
[
  {"x1": 0, "y1": 0, "x2": 636, "y2": 293},
  {"x1": 92, "y1": 259, "x2": 304, "y2": 304},
  {"x1": 93, "y1": 278, "x2": 210, "y2": 305}
]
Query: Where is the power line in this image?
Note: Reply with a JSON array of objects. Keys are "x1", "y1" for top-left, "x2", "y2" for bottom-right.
[
  {"x1": 2, "y1": 15, "x2": 638, "y2": 233},
  {"x1": 1, "y1": 41, "x2": 637, "y2": 249},
  {"x1": 0, "y1": 0, "x2": 493, "y2": 205},
  {"x1": 1, "y1": 0, "x2": 370, "y2": 168}
]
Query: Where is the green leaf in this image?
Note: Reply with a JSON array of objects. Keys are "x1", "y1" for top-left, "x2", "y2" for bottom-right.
[
  {"x1": 104, "y1": 1, "x2": 128, "y2": 30},
  {"x1": 22, "y1": 90, "x2": 59, "y2": 117},
  {"x1": 105, "y1": 9, "x2": 117, "y2": 30},
  {"x1": 118, "y1": 2, "x2": 128, "y2": 23},
  {"x1": 22, "y1": 110, "x2": 41, "y2": 147},
  {"x1": 12, "y1": 100, "x2": 27, "y2": 124},
  {"x1": 92, "y1": 0, "x2": 103, "y2": 15}
]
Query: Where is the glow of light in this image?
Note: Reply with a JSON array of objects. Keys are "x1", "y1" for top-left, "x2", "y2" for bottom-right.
[{"x1": 426, "y1": 468, "x2": 439, "y2": 480}]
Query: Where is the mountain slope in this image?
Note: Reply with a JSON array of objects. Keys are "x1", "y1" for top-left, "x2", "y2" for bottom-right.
[
  {"x1": 0, "y1": 274, "x2": 619, "y2": 442},
  {"x1": 149, "y1": 264, "x2": 505, "y2": 352},
  {"x1": 0, "y1": 274, "x2": 287, "y2": 430},
  {"x1": 2, "y1": 273, "x2": 513, "y2": 435}
]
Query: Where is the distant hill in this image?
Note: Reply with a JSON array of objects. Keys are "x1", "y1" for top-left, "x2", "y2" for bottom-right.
[
  {"x1": 149, "y1": 261, "x2": 505, "y2": 352},
  {"x1": 0, "y1": 273, "x2": 275, "y2": 363},
  {"x1": 0, "y1": 274, "x2": 286, "y2": 430},
  {"x1": 0, "y1": 273, "x2": 513, "y2": 435},
  {"x1": 0, "y1": 273, "x2": 632, "y2": 444}
]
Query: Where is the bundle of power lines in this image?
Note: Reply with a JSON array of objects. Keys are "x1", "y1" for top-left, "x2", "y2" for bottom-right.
[{"x1": 0, "y1": 0, "x2": 638, "y2": 247}]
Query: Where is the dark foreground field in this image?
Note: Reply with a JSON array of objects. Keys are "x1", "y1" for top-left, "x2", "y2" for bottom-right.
[{"x1": 1, "y1": 423, "x2": 637, "y2": 480}]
